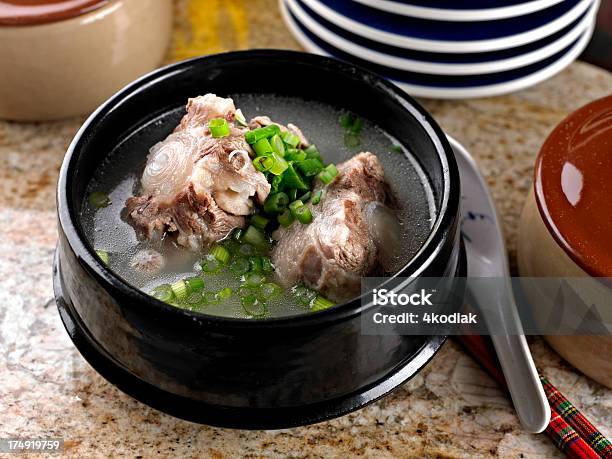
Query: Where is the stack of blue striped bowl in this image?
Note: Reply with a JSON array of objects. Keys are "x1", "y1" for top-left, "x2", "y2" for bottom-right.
[{"x1": 280, "y1": 0, "x2": 600, "y2": 98}]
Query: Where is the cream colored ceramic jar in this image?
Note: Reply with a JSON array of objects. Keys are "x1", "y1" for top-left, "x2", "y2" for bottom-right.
[
  {"x1": 518, "y1": 95, "x2": 612, "y2": 389},
  {"x1": 0, "y1": 0, "x2": 172, "y2": 121}
]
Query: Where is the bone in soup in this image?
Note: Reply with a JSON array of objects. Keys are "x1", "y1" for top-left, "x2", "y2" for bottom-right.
[{"x1": 80, "y1": 93, "x2": 436, "y2": 318}]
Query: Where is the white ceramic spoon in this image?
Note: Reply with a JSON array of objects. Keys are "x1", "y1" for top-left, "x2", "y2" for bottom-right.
[{"x1": 449, "y1": 135, "x2": 551, "y2": 433}]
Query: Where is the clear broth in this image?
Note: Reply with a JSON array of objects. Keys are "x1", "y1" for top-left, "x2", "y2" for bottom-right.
[{"x1": 80, "y1": 94, "x2": 437, "y2": 318}]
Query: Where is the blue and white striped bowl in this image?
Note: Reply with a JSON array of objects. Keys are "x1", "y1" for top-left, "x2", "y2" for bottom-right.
[{"x1": 280, "y1": 0, "x2": 597, "y2": 98}]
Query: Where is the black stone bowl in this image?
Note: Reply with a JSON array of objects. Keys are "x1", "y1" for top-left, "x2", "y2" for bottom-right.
[{"x1": 54, "y1": 50, "x2": 463, "y2": 429}]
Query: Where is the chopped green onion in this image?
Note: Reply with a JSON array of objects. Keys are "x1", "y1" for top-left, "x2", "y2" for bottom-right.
[
  {"x1": 285, "y1": 149, "x2": 307, "y2": 162},
  {"x1": 390, "y1": 144, "x2": 403, "y2": 154},
  {"x1": 229, "y1": 257, "x2": 250, "y2": 275},
  {"x1": 298, "y1": 191, "x2": 311, "y2": 203},
  {"x1": 311, "y1": 190, "x2": 323, "y2": 205},
  {"x1": 292, "y1": 284, "x2": 317, "y2": 305},
  {"x1": 260, "y1": 282, "x2": 282, "y2": 299},
  {"x1": 289, "y1": 200, "x2": 304, "y2": 212},
  {"x1": 253, "y1": 155, "x2": 274, "y2": 172},
  {"x1": 282, "y1": 163, "x2": 308, "y2": 190},
  {"x1": 294, "y1": 205, "x2": 313, "y2": 224},
  {"x1": 270, "y1": 174, "x2": 283, "y2": 194},
  {"x1": 350, "y1": 117, "x2": 363, "y2": 134},
  {"x1": 238, "y1": 243, "x2": 255, "y2": 257},
  {"x1": 201, "y1": 255, "x2": 221, "y2": 273},
  {"x1": 89, "y1": 191, "x2": 110, "y2": 208},
  {"x1": 278, "y1": 209, "x2": 295, "y2": 227},
  {"x1": 270, "y1": 134, "x2": 286, "y2": 157},
  {"x1": 234, "y1": 109, "x2": 248, "y2": 127},
  {"x1": 151, "y1": 284, "x2": 174, "y2": 303},
  {"x1": 171, "y1": 280, "x2": 189, "y2": 301},
  {"x1": 245, "y1": 125, "x2": 281, "y2": 144},
  {"x1": 344, "y1": 131, "x2": 360, "y2": 148},
  {"x1": 232, "y1": 228, "x2": 243, "y2": 241},
  {"x1": 251, "y1": 214, "x2": 269, "y2": 230},
  {"x1": 186, "y1": 292, "x2": 204, "y2": 307},
  {"x1": 287, "y1": 188, "x2": 298, "y2": 201},
  {"x1": 253, "y1": 138, "x2": 273, "y2": 156},
  {"x1": 203, "y1": 291, "x2": 219, "y2": 304},
  {"x1": 217, "y1": 287, "x2": 232, "y2": 300},
  {"x1": 95, "y1": 250, "x2": 109, "y2": 265},
  {"x1": 281, "y1": 130, "x2": 300, "y2": 147},
  {"x1": 210, "y1": 244, "x2": 231, "y2": 265},
  {"x1": 185, "y1": 276, "x2": 204, "y2": 292},
  {"x1": 249, "y1": 256, "x2": 263, "y2": 272},
  {"x1": 268, "y1": 153, "x2": 288, "y2": 175},
  {"x1": 209, "y1": 118, "x2": 230, "y2": 138},
  {"x1": 304, "y1": 144, "x2": 321, "y2": 160},
  {"x1": 297, "y1": 158, "x2": 324, "y2": 177},
  {"x1": 261, "y1": 257, "x2": 274, "y2": 273},
  {"x1": 312, "y1": 295, "x2": 335, "y2": 312},
  {"x1": 318, "y1": 164, "x2": 338, "y2": 184},
  {"x1": 244, "y1": 272, "x2": 265, "y2": 287},
  {"x1": 242, "y1": 225, "x2": 268, "y2": 249},
  {"x1": 241, "y1": 295, "x2": 267, "y2": 318},
  {"x1": 264, "y1": 192, "x2": 289, "y2": 214},
  {"x1": 339, "y1": 113, "x2": 354, "y2": 129}
]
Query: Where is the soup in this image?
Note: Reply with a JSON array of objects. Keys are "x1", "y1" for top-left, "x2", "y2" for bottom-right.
[{"x1": 80, "y1": 93, "x2": 436, "y2": 318}]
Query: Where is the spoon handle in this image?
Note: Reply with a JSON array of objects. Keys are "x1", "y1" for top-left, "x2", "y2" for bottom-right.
[{"x1": 470, "y1": 282, "x2": 551, "y2": 433}]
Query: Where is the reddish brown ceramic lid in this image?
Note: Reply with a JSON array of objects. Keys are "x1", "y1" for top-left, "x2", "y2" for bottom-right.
[
  {"x1": 535, "y1": 94, "x2": 612, "y2": 277},
  {"x1": 0, "y1": 0, "x2": 109, "y2": 26}
]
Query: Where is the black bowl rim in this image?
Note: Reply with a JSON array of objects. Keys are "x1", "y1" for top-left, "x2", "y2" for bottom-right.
[{"x1": 57, "y1": 49, "x2": 460, "y2": 328}]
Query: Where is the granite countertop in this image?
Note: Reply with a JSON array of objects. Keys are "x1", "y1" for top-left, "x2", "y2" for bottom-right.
[{"x1": 1, "y1": 0, "x2": 611, "y2": 457}]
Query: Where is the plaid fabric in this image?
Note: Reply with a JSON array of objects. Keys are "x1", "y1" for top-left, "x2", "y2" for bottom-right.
[
  {"x1": 546, "y1": 407, "x2": 600, "y2": 459},
  {"x1": 541, "y1": 376, "x2": 612, "y2": 459}
]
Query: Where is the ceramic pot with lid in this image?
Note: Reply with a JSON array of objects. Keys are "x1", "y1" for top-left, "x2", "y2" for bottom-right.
[
  {"x1": 518, "y1": 94, "x2": 612, "y2": 388},
  {"x1": 0, "y1": 0, "x2": 173, "y2": 121}
]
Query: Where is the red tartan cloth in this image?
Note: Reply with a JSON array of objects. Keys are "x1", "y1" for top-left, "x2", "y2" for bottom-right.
[
  {"x1": 546, "y1": 407, "x2": 600, "y2": 459},
  {"x1": 457, "y1": 335, "x2": 610, "y2": 458}
]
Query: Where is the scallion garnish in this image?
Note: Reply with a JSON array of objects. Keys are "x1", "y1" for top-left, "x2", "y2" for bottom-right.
[
  {"x1": 317, "y1": 164, "x2": 338, "y2": 184},
  {"x1": 245, "y1": 125, "x2": 281, "y2": 144},
  {"x1": 253, "y1": 155, "x2": 274, "y2": 172},
  {"x1": 311, "y1": 190, "x2": 323, "y2": 205},
  {"x1": 312, "y1": 295, "x2": 335, "y2": 311},
  {"x1": 344, "y1": 131, "x2": 361, "y2": 148},
  {"x1": 339, "y1": 114, "x2": 354, "y2": 129},
  {"x1": 217, "y1": 287, "x2": 233, "y2": 300},
  {"x1": 210, "y1": 244, "x2": 231, "y2": 265},
  {"x1": 390, "y1": 144, "x2": 403, "y2": 154},
  {"x1": 249, "y1": 256, "x2": 263, "y2": 273},
  {"x1": 278, "y1": 209, "x2": 295, "y2": 227},
  {"x1": 270, "y1": 134, "x2": 286, "y2": 157},
  {"x1": 294, "y1": 205, "x2": 313, "y2": 224},
  {"x1": 298, "y1": 191, "x2": 311, "y2": 203},
  {"x1": 253, "y1": 138, "x2": 273, "y2": 156},
  {"x1": 229, "y1": 257, "x2": 250, "y2": 276},
  {"x1": 209, "y1": 118, "x2": 230, "y2": 138},
  {"x1": 285, "y1": 149, "x2": 307, "y2": 162},
  {"x1": 297, "y1": 158, "x2": 324, "y2": 177},
  {"x1": 282, "y1": 163, "x2": 308, "y2": 190},
  {"x1": 238, "y1": 243, "x2": 255, "y2": 257},
  {"x1": 350, "y1": 117, "x2": 363, "y2": 134},
  {"x1": 201, "y1": 255, "x2": 221, "y2": 273},
  {"x1": 292, "y1": 284, "x2": 317, "y2": 305},
  {"x1": 234, "y1": 109, "x2": 248, "y2": 127},
  {"x1": 242, "y1": 225, "x2": 268, "y2": 249},
  {"x1": 260, "y1": 282, "x2": 282, "y2": 299},
  {"x1": 287, "y1": 188, "x2": 298, "y2": 201},
  {"x1": 251, "y1": 214, "x2": 269, "y2": 230},
  {"x1": 171, "y1": 279, "x2": 189, "y2": 301},
  {"x1": 268, "y1": 153, "x2": 288, "y2": 175},
  {"x1": 95, "y1": 250, "x2": 110, "y2": 265},
  {"x1": 244, "y1": 272, "x2": 265, "y2": 287},
  {"x1": 89, "y1": 191, "x2": 110, "y2": 209},
  {"x1": 289, "y1": 200, "x2": 304, "y2": 213},
  {"x1": 261, "y1": 257, "x2": 274, "y2": 273},
  {"x1": 241, "y1": 295, "x2": 267, "y2": 318},
  {"x1": 304, "y1": 144, "x2": 321, "y2": 160},
  {"x1": 263, "y1": 192, "x2": 289, "y2": 214},
  {"x1": 185, "y1": 276, "x2": 204, "y2": 293},
  {"x1": 203, "y1": 291, "x2": 219, "y2": 304},
  {"x1": 151, "y1": 284, "x2": 174, "y2": 303},
  {"x1": 281, "y1": 131, "x2": 300, "y2": 147}
]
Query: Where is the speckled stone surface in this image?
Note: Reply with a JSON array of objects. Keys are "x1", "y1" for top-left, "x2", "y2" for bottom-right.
[{"x1": 0, "y1": 1, "x2": 611, "y2": 457}]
